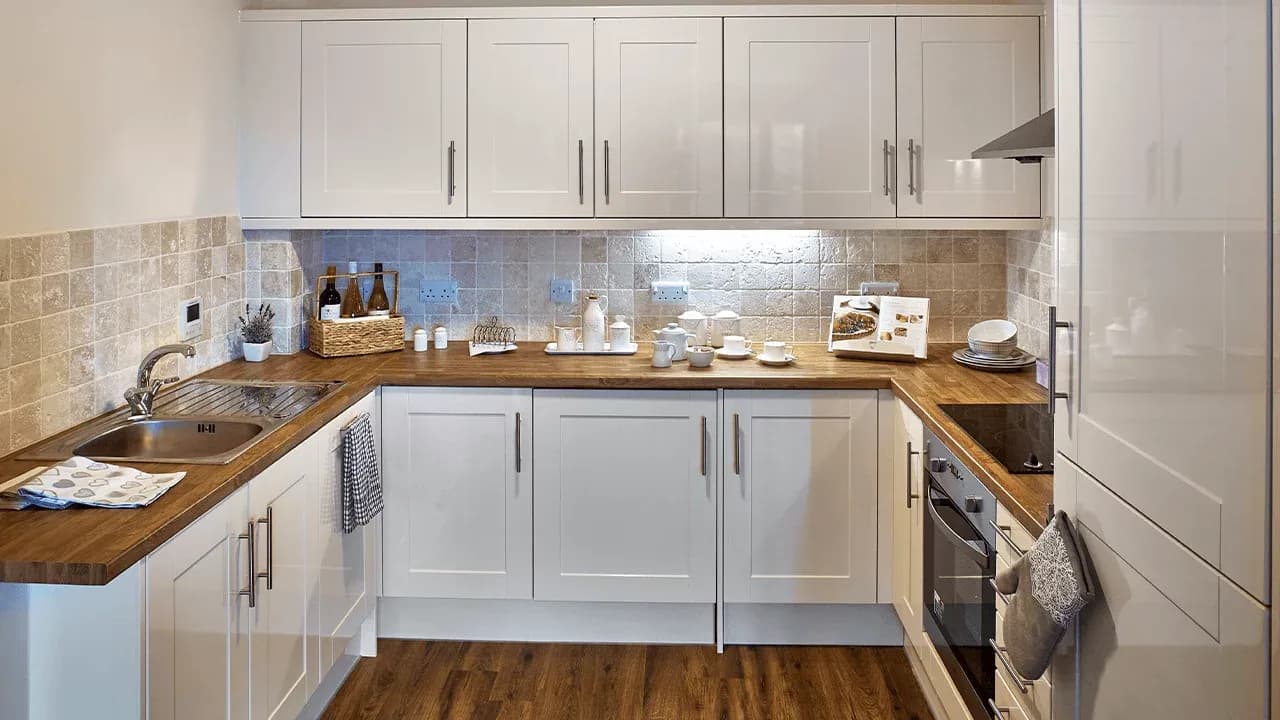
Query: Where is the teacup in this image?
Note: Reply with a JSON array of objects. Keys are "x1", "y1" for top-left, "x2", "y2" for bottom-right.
[
  {"x1": 687, "y1": 346, "x2": 715, "y2": 368},
  {"x1": 555, "y1": 326, "x2": 581, "y2": 350},
  {"x1": 722, "y1": 335, "x2": 753, "y2": 354},
  {"x1": 761, "y1": 341, "x2": 791, "y2": 362}
]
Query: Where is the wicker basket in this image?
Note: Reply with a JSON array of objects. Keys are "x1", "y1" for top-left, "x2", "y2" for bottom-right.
[{"x1": 308, "y1": 270, "x2": 406, "y2": 358}]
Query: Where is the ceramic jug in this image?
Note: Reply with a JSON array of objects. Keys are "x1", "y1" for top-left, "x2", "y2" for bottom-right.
[
  {"x1": 582, "y1": 295, "x2": 608, "y2": 352},
  {"x1": 653, "y1": 323, "x2": 689, "y2": 361}
]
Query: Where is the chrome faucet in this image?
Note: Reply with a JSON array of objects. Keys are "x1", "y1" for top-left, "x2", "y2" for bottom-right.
[{"x1": 125, "y1": 344, "x2": 196, "y2": 419}]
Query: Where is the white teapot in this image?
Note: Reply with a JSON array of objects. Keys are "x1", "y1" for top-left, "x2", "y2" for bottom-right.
[
  {"x1": 677, "y1": 310, "x2": 710, "y2": 346},
  {"x1": 653, "y1": 323, "x2": 689, "y2": 361}
]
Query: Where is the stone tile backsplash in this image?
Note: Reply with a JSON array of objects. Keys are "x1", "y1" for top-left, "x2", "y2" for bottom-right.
[
  {"x1": 1007, "y1": 224, "x2": 1056, "y2": 358},
  {"x1": 242, "y1": 229, "x2": 1014, "y2": 350},
  {"x1": 0, "y1": 216, "x2": 247, "y2": 457}
]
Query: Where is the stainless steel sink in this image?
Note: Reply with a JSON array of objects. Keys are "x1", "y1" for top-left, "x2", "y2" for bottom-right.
[{"x1": 21, "y1": 379, "x2": 343, "y2": 465}]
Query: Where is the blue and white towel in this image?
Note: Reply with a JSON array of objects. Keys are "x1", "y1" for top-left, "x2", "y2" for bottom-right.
[{"x1": 341, "y1": 413, "x2": 384, "y2": 533}]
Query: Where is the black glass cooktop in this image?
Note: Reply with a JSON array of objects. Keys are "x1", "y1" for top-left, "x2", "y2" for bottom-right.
[{"x1": 936, "y1": 403, "x2": 1054, "y2": 475}]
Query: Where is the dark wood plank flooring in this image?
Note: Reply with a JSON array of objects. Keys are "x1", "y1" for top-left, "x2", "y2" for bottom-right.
[{"x1": 321, "y1": 641, "x2": 935, "y2": 720}]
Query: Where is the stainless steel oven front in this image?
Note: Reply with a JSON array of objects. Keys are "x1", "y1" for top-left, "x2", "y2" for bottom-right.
[{"x1": 921, "y1": 428, "x2": 997, "y2": 719}]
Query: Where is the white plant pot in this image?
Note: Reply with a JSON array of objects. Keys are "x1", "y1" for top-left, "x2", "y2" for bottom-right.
[{"x1": 243, "y1": 341, "x2": 271, "y2": 362}]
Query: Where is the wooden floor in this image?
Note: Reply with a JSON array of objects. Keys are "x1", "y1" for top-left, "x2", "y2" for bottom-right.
[{"x1": 321, "y1": 641, "x2": 935, "y2": 720}]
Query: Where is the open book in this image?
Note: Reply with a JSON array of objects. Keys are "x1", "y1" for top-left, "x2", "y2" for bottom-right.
[{"x1": 827, "y1": 295, "x2": 931, "y2": 361}]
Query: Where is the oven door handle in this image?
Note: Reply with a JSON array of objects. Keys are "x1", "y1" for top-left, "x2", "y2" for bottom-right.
[{"x1": 926, "y1": 492, "x2": 991, "y2": 565}]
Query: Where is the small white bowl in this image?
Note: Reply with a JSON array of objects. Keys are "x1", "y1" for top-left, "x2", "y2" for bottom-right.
[{"x1": 968, "y1": 319, "x2": 1017, "y2": 343}]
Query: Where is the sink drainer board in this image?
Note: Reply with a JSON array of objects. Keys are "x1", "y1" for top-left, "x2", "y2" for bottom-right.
[
  {"x1": 152, "y1": 380, "x2": 341, "y2": 421},
  {"x1": 18, "y1": 379, "x2": 344, "y2": 465}
]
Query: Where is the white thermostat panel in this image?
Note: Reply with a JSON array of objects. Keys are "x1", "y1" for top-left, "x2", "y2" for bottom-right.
[{"x1": 180, "y1": 297, "x2": 203, "y2": 341}]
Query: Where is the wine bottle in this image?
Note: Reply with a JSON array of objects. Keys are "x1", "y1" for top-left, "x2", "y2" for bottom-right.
[
  {"x1": 340, "y1": 261, "x2": 366, "y2": 318},
  {"x1": 319, "y1": 265, "x2": 342, "y2": 321},
  {"x1": 368, "y1": 263, "x2": 391, "y2": 316}
]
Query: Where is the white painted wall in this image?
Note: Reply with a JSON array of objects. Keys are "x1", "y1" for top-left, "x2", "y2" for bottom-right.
[{"x1": 0, "y1": 0, "x2": 243, "y2": 238}]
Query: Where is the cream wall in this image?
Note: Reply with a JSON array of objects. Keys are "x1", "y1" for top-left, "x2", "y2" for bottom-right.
[{"x1": 0, "y1": 0, "x2": 243, "y2": 238}]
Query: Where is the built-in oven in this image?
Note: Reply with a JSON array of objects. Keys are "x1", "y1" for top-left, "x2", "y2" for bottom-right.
[{"x1": 921, "y1": 428, "x2": 997, "y2": 719}]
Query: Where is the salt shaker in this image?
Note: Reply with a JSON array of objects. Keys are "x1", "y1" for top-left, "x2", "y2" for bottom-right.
[
  {"x1": 413, "y1": 328, "x2": 429, "y2": 352},
  {"x1": 433, "y1": 326, "x2": 449, "y2": 349}
]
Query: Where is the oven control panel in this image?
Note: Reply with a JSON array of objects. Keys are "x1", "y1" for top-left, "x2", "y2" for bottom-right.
[{"x1": 923, "y1": 428, "x2": 997, "y2": 546}]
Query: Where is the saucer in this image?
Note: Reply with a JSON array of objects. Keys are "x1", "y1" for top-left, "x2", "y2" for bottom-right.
[
  {"x1": 757, "y1": 354, "x2": 797, "y2": 367},
  {"x1": 716, "y1": 348, "x2": 755, "y2": 360}
]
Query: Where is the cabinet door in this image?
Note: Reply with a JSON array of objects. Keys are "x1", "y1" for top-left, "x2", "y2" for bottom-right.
[
  {"x1": 533, "y1": 390, "x2": 717, "y2": 602},
  {"x1": 313, "y1": 391, "x2": 377, "y2": 680},
  {"x1": 896, "y1": 17, "x2": 1041, "y2": 218},
  {"x1": 383, "y1": 387, "x2": 533, "y2": 599},
  {"x1": 469, "y1": 19, "x2": 594, "y2": 217},
  {"x1": 724, "y1": 18, "x2": 896, "y2": 218},
  {"x1": 1054, "y1": 457, "x2": 1268, "y2": 720},
  {"x1": 147, "y1": 487, "x2": 250, "y2": 720},
  {"x1": 250, "y1": 440, "x2": 317, "y2": 720},
  {"x1": 723, "y1": 390, "x2": 878, "y2": 603},
  {"x1": 890, "y1": 399, "x2": 925, "y2": 640},
  {"x1": 594, "y1": 18, "x2": 723, "y2": 217},
  {"x1": 301, "y1": 20, "x2": 466, "y2": 217},
  {"x1": 1068, "y1": 0, "x2": 1268, "y2": 600}
]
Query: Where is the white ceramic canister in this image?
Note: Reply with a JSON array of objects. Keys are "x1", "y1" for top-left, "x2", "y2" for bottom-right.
[
  {"x1": 653, "y1": 323, "x2": 690, "y2": 361},
  {"x1": 678, "y1": 310, "x2": 710, "y2": 346},
  {"x1": 414, "y1": 328, "x2": 430, "y2": 352},
  {"x1": 609, "y1": 315, "x2": 632, "y2": 348},
  {"x1": 433, "y1": 325, "x2": 448, "y2": 349},
  {"x1": 582, "y1": 294, "x2": 608, "y2": 352},
  {"x1": 711, "y1": 310, "x2": 741, "y2": 347}
]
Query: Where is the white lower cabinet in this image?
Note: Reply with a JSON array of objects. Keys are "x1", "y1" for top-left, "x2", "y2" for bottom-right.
[
  {"x1": 533, "y1": 390, "x2": 717, "y2": 602},
  {"x1": 382, "y1": 387, "x2": 533, "y2": 599},
  {"x1": 890, "y1": 399, "x2": 925, "y2": 641},
  {"x1": 722, "y1": 390, "x2": 879, "y2": 603},
  {"x1": 147, "y1": 485, "x2": 251, "y2": 720},
  {"x1": 313, "y1": 392, "x2": 379, "y2": 681}
]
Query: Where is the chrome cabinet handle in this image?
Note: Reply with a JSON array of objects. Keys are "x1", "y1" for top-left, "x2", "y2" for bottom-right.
[
  {"x1": 1048, "y1": 305, "x2": 1071, "y2": 415},
  {"x1": 989, "y1": 577, "x2": 1010, "y2": 606},
  {"x1": 906, "y1": 440, "x2": 921, "y2": 509},
  {"x1": 515, "y1": 412, "x2": 523, "y2": 474},
  {"x1": 988, "y1": 699, "x2": 1011, "y2": 718},
  {"x1": 700, "y1": 416, "x2": 707, "y2": 476},
  {"x1": 603, "y1": 140, "x2": 610, "y2": 205},
  {"x1": 257, "y1": 507, "x2": 273, "y2": 590},
  {"x1": 882, "y1": 139, "x2": 891, "y2": 196},
  {"x1": 990, "y1": 639, "x2": 1032, "y2": 693},
  {"x1": 578, "y1": 139, "x2": 584, "y2": 204},
  {"x1": 990, "y1": 521, "x2": 1026, "y2": 558},
  {"x1": 237, "y1": 520, "x2": 257, "y2": 608},
  {"x1": 907, "y1": 139, "x2": 917, "y2": 195},
  {"x1": 732, "y1": 413, "x2": 741, "y2": 475},
  {"x1": 447, "y1": 140, "x2": 457, "y2": 202}
]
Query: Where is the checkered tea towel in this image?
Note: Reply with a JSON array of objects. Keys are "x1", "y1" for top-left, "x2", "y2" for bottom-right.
[{"x1": 341, "y1": 413, "x2": 383, "y2": 533}]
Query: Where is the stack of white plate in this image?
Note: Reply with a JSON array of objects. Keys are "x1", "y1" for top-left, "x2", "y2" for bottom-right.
[{"x1": 956, "y1": 319, "x2": 1036, "y2": 371}]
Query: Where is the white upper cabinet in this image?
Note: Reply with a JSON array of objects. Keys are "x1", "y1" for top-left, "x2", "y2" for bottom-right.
[
  {"x1": 594, "y1": 18, "x2": 724, "y2": 217},
  {"x1": 301, "y1": 20, "x2": 466, "y2": 217},
  {"x1": 241, "y1": 21, "x2": 301, "y2": 219},
  {"x1": 533, "y1": 390, "x2": 717, "y2": 603},
  {"x1": 723, "y1": 391, "x2": 879, "y2": 604},
  {"x1": 896, "y1": 17, "x2": 1041, "y2": 218},
  {"x1": 469, "y1": 19, "x2": 594, "y2": 217},
  {"x1": 724, "y1": 18, "x2": 897, "y2": 218},
  {"x1": 382, "y1": 387, "x2": 533, "y2": 600},
  {"x1": 1060, "y1": 0, "x2": 1269, "y2": 600}
]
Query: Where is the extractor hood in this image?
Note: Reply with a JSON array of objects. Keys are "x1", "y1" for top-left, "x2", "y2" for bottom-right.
[{"x1": 971, "y1": 109, "x2": 1054, "y2": 164}]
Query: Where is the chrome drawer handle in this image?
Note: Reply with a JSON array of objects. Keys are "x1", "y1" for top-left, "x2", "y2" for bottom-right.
[
  {"x1": 237, "y1": 520, "x2": 257, "y2": 608},
  {"x1": 990, "y1": 521, "x2": 1026, "y2": 558},
  {"x1": 257, "y1": 506, "x2": 273, "y2": 590},
  {"x1": 988, "y1": 699, "x2": 1011, "y2": 718},
  {"x1": 990, "y1": 639, "x2": 1031, "y2": 693}
]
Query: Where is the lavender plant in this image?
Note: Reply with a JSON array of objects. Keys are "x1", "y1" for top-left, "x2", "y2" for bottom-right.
[{"x1": 239, "y1": 303, "x2": 276, "y2": 344}]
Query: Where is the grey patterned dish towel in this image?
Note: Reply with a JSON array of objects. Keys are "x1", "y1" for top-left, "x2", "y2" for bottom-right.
[
  {"x1": 341, "y1": 412, "x2": 383, "y2": 534},
  {"x1": 993, "y1": 510, "x2": 1094, "y2": 680},
  {"x1": 4, "y1": 456, "x2": 185, "y2": 510}
]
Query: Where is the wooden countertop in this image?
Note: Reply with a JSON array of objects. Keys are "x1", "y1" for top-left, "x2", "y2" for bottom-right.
[{"x1": 0, "y1": 342, "x2": 1052, "y2": 585}]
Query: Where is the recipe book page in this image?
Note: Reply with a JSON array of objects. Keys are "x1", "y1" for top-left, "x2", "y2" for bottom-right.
[{"x1": 827, "y1": 295, "x2": 931, "y2": 360}]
